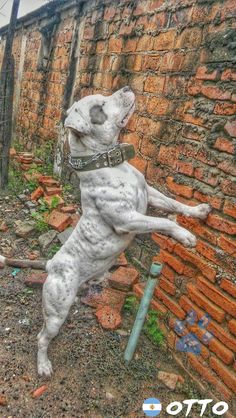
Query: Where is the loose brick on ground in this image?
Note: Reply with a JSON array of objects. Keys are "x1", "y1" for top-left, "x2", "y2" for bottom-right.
[
  {"x1": 47, "y1": 210, "x2": 72, "y2": 232},
  {"x1": 108, "y1": 266, "x2": 139, "y2": 291}
]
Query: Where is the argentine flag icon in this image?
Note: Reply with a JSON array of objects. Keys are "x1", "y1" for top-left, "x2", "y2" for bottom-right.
[{"x1": 142, "y1": 398, "x2": 162, "y2": 416}]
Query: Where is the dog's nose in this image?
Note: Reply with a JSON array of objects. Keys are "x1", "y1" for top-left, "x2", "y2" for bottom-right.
[{"x1": 123, "y1": 86, "x2": 131, "y2": 92}]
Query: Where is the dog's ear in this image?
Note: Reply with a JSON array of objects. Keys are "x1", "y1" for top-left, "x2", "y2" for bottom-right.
[{"x1": 66, "y1": 103, "x2": 91, "y2": 135}]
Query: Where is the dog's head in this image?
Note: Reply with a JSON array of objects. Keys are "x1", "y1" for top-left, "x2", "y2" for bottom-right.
[{"x1": 65, "y1": 86, "x2": 135, "y2": 153}]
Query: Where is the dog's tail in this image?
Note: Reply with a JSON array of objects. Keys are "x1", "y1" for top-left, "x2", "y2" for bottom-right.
[{"x1": 0, "y1": 254, "x2": 47, "y2": 270}]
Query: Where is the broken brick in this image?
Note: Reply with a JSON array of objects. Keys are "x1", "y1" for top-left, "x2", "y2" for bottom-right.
[
  {"x1": 61, "y1": 205, "x2": 77, "y2": 214},
  {"x1": 44, "y1": 186, "x2": 62, "y2": 196},
  {"x1": 47, "y1": 210, "x2": 72, "y2": 232},
  {"x1": 39, "y1": 177, "x2": 60, "y2": 187},
  {"x1": 108, "y1": 266, "x2": 139, "y2": 291},
  {"x1": 95, "y1": 306, "x2": 122, "y2": 330},
  {"x1": 24, "y1": 272, "x2": 47, "y2": 287},
  {"x1": 81, "y1": 287, "x2": 126, "y2": 312},
  {"x1": 31, "y1": 186, "x2": 44, "y2": 201},
  {"x1": 115, "y1": 252, "x2": 128, "y2": 267}
]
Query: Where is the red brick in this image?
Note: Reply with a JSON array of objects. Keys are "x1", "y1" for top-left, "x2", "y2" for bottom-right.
[
  {"x1": 129, "y1": 156, "x2": 147, "y2": 174},
  {"x1": 224, "y1": 120, "x2": 236, "y2": 138},
  {"x1": 108, "y1": 37, "x2": 123, "y2": 53},
  {"x1": 161, "y1": 264, "x2": 175, "y2": 283},
  {"x1": 214, "y1": 102, "x2": 236, "y2": 116},
  {"x1": 208, "y1": 321, "x2": 236, "y2": 352},
  {"x1": 196, "y1": 66, "x2": 218, "y2": 80},
  {"x1": 147, "y1": 97, "x2": 170, "y2": 116},
  {"x1": 133, "y1": 282, "x2": 144, "y2": 298},
  {"x1": 114, "y1": 252, "x2": 128, "y2": 267},
  {"x1": 175, "y1": 27, "x2": 202, "y2": 49},
  {"x1": 82, "y1": 288, "x2": 125, "y2": 312},
  {"x1": 159, "y1": 250, "x2": 184, "y2": 274},
  {"x1": 193, "y1": 191, "x2": 222, "y2": 210},
  {"x1": 197, "y1": 276, "x2": 236, "y2": 317},
  {"x1": 207, "y1": 213, "x2": 236, "y2": 235},
  {"x1": 31, "y1": 187, "x2": 44, "y2": 201},
  {"x1": 221, "y1": 69, "x2": 236, "y2": 81},
  {"x1": 214, "y1": 137, "x2": 235, "y2": 154},
  {"x1": 218, "y1": 235, "x2": 236, "y2": 256},
  {"x1": 179, "y1": 295, "x2": 205, "y2": 320},
  {"x1": 95, "y1": 306, "x2": 122, "y2": 330},
  {"x1": 39, "y1": 176, "x2": 60, "y2": 187},
  {"x1": 152, "y1": 233, "x2": 176, "y2": 252},
  {"x1": 123, "y1": 38, "x2": 137, "y2": 53},
  {"x1": 186, "y1": 283, "x2": 225, "y2": 323},
  {"x1": 157, "y1": 145, "x2": 179, "y2": 167},
  {"x1": 208, "y1": 337, "x2": 234, "y2": 365},
  {"x1": 24, "y1": 272, "x2": 47, "y2": 287},
  {"x1": 150, "y1": 298, "x2": 167, "y2": 315},
  {"x1": 188, "y1": 354, "x2": 233, "y2": 400},
  {"x1": 154, "y1": 287, "x2": 185, "y2": 319},
  {"x1": 143, "y1": 54, "x2": 161, "y2": 71},
  {"x1": 166, "y1": 177, "x2": 193, "y2": 198},
  {"x1": 223, "y1": 200, "x2": 236, "y2": 219},
  {"x1": 194, "y1": 167, "x2": 219, "y2": 187},
  {"x1": 210, "y1": 356, "x2": 236, "y2": 393},
  {"x1": 104, "y1": 6, "x2": 116, "y2": 20},
  {"x1": 160, "y1": 51, "x2": 185, "y2": 72},
  {"x1": 47, "y1": 210, "x2": 72, "y2": 232},
  {"x1": 144, "y1": 75, "x2": 165, "y2": 93},
  {"x1": 154, "y1": 30, "x2": 175, "y2": 50},
  {"x1": 45, "y1": 186, "x2": 62, "y2": 196},
  {"x1": 177, "y1": 215, "x2": 217, "y2": 246},
  {"x1": 220, "y1": 178, "x2": 236, "y2": 197},
  {"x1": 108, "y1": 266, "x2": 139, "y2": 291},
  {"x1": 159, "y1": 277, "x2": 176, "y2": 296},
  {"x1": 220, "y1": 279, "x2": 236, "y2": 298},
  {"x1": 83, "y1": 26, "x2": 95, "y2": 40},
  {"x1": 201, "y1": 85, "x2": 231, "y2": 101},
  {"x1": 61, "y1": 205, "x2": 77, "y2": 214},
  {"x1": 137, "y1": 35, "x2": 154, "y2": 51},
  {"x1": 174, "y1": 243, "x2": 217, "y2": 282},
  {"x1": 228, "y1": 319, "x2": 236, "y2": 336},
  {"x1": 176, "y1": 161, "x2": 194, "y2": 176},
  {"x1": 196, "y1": 240, "x2": 222, "y2": 267}
]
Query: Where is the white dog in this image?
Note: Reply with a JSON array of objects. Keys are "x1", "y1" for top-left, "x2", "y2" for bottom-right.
[{"x1": 0, "y1": 87, "x2": 211, "y2": 376}]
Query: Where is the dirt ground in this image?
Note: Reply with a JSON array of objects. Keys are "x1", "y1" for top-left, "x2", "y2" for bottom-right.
[{"x1": 0, "y1": 192, "x2": 224, "y2": 418}]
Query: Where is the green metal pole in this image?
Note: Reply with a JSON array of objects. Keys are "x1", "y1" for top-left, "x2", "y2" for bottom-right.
[{"x1": 124, "y1": 262, "x2": 163, "y2": 365}]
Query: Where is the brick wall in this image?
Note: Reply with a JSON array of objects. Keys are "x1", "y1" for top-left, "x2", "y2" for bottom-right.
[{"x1": 0, "y1": 0, "x2": 235, "y2": 401}]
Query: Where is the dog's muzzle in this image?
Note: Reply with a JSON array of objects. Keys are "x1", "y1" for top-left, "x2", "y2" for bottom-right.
[{"x1": 68, "y1": 143, "x2": 135, "y2": 172}]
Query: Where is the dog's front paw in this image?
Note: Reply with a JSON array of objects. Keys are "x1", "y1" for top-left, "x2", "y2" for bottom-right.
[
  {"x1": 173, "y1": 228, "x2": 197, "y2": 248},
  {"x1": 192, "y1": 203, "x2": 212, "y2": 220},
  {"x1": 38, "y1": 358, "x2": 53, "y2": 377}
]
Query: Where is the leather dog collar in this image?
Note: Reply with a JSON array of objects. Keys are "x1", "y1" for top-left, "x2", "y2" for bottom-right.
[{"x1": 68, "y1": 143, "x2": 135, "y2": 171}]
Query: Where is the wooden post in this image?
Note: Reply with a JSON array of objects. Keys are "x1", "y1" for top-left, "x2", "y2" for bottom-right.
[{"x1": 0, "y1": 0, "x2": 20, "y2": 189}]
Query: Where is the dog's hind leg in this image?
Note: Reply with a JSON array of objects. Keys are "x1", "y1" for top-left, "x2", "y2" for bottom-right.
[{"x1": 37, "y1": 271, "x2": 79, "y2": 377}]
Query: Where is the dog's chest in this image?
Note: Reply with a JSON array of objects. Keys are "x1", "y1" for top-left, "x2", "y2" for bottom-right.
[{"x1": 81, "y1": 163, "x2": 148, "y2": 215}]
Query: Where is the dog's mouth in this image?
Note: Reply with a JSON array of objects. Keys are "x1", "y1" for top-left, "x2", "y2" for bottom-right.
[{"x1": 118, "y1": 101, "x2": 135, "y2": 127}]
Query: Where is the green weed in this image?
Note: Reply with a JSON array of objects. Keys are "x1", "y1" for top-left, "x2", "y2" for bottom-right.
[
  {"x1": 48, "y1": 243, "x2": 61, "y2": 258},
  {"x1": 31, "y1": 211, "x2": 49, "y2": 233},
  {"x1": 144, "y1": 310, "x2": 164, "y2": 346},
  {"x1": 124, "y1": 295, "x2": 139, "y2": 313}
]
